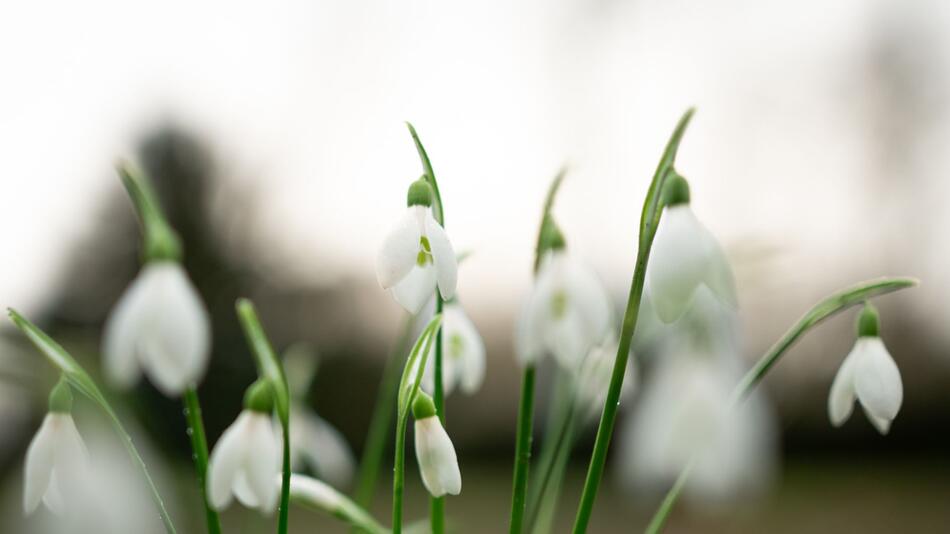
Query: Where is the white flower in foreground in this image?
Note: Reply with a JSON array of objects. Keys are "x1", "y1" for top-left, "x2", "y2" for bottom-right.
[
  {"x1": 208, "y1": 381, "x2": 281, "y2": 513},
  {"x1": 24, "y1": 382, "x2": 88, "y2": 515},
  {"x1": 422, "y1": 301, "x2": 486, "y2": 396},
  {"x1": 103, "y1": 262, "x2": 211, "y2": 396},
  {"x1": 828, "y1": 303, "x2": 902, "y2": 435},
  {"x1": 647, "y1": 173, "x2": 736, "y2": 324},
  {"x1": 516, "y1": 246, "x2": 611, "y2": 369},
  {"x1": 376, "y1": 179, "x2": 457, "y2": 314},
  {"x1": 575, "y1": 334, "x2": 636, "y2": 422},
  {"x1": 290, "y1": 405, "x2": 355, "y2": 488},
  {"x1": 412, "y1": 393, "x2": 461, "y2": 497}
]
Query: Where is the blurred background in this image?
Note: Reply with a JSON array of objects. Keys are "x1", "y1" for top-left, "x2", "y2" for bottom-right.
[{"x1": 2, "y1": 0, "x2": 950, "y2": 532}]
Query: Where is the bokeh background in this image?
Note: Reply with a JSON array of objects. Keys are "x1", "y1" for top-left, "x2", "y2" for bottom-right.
[{"x1": 2, "y1": 1, "x2": 950, "y2": 532}]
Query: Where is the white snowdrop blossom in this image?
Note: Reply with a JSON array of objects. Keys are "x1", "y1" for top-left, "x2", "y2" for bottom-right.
[
  {"x1": 575, "y1": 335, "x2": 636, "y2": 422},
  {"x1": 289, "y1": 404, "x2": 355, "y2": 488},
  {"x1": 516, "y1": 250, "x2": 611, "y2": 369},
  {"x1": 208, "y1": 409, "x2": 282, "y2": 513},
  {"x1": 23, "y1": 413, "x2": 89, "y2": 515},
  {"x1": 376, "y1": 200, "x2": 457, "y2": 314},
  {"x1": 647, "y1": 176, "x2": 736, "y2": 324},
  {"x1": 103, "y1": 262, "x2": 211, "y2": 396},
  {"x1": 828, "y1": 336, "x2": 903, "y2": 435},
  {"x1": 422, "y1": 301, "x2": 486, "y2": 396},
  {"x1": 412, "y1": 394, "x2": 461, "y2": 497}
]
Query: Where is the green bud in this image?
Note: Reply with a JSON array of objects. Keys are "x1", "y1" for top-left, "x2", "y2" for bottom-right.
[
  {"x1": 857, "y1": 302, "x2": 880, "y2": 338},
  {"x1": 662, "y1": 171, "x2": 691, "y2": 207},
  {"x1": 412, "y1": 391, "x2": 437, "y2": 420},
  {"x1": 48, "y1": 377, "x2": 73, "y2": 414},
  {"x1": 243, "y1": 379, "x2": 275, "y2": 413},
  {"x1": 407, "y1": 177, "x2": 433, "y2": 208},
  {"x1": 539, "y1": 215, "x2": 566, "y2": 254}
]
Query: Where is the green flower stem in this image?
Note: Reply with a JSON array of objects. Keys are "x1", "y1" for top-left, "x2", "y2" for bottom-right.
[
  {"x1": 183, "y1": 387, "x2": 221, "y2": 534},
  {"x1": 645, "y1": 276, "x2": 918, "y2": 533},
  {"x1": 526, "y1": 383, "x2": 578, "y2": 533},
  {"x1": 354, "y1": 315, "x2": 415, "y2": 512},
  {"x1": 392, "y1": 316, "x2": 443, "y2": 534},
  {"x1": 8, "y1": 309, "x2": 178, "y2": 534},
  {"x1": 572, "y1": 109, "x2": 695, "y2": 534},
  {"x1": 235, "y1": 299, "x2": 292, "y2": 534}
]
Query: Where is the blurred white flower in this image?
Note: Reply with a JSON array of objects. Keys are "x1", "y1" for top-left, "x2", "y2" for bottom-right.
[
  {"x1": 376, "y1": 198, "x2": 457, "y2": 314},
  {"x1": 23, "y1": 413, "x2": 88, "y2": 515},
  {"x1": 287, "y1": 474, "x2": 344, "y2": 513},
  {"x1": 103, "y1": 262, "x2": 211, "y2": 396},
  {"x1": 208, "y1": 410, "x2": 281, "y2": 513},
  {"x1": 621, "y1": 349, "x2": 776, "y2": 504},
  {"x1": 422, "y1": 301, "x2": 486, "y2": 396},
  {"x1": 289, "y1": 406, "x2": 355, "y2": 488},
  {"x1": 647, "y1": 187, "x2": 736, "y2": 324},
  {"x1": 575, "y1": 334, "x2": 636, "y2": 422},
  {"x1": 828, "y1": 337, "x2": 903, "y2": 435},
  {"x1": 414, "y1": 415, "x2": 461, "y2": 497},
  {"x1": 515, "y1": 250, "x2": 611, "y2": 369}
]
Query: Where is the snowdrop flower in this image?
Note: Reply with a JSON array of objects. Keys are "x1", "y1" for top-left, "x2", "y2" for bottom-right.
[
  {"x1": 422, "y1": 300, "x2": 486, "y2": 396},
  {"x1": 208, "y1": 380, "x2": 282, "y2": 514},
  {"x1": 376, "y1": 178, "x2": 457, "y2": 314},
  {"x1": 412, "y1": 393, "x2": 461, "y2": 497},
  {"x1": 647, "y1": 173, "x2": 737, "y2": 324},
  {"x1": 23, "y1": 380, "x2": 89, "y2": 515},
  {"x1": 575, "y1": 334, "x2": 636, "y2": 422},
  {"x1": 516, "y1": 221, "x2": 611, "y2": 369},
  {"x1": 829, "y1": 303, "x2": 903, "y2": 435}
]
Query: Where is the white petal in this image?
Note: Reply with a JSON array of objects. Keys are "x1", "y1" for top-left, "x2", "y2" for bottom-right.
[
  {"x1": 103, "y1": 270, "x2": 152, "y2": 389},
  {"x1": 233, "y1": 473, "x2": 260, "y2": 508},
  {"x1": 424, "y1": 212, "x2": 458, "y2": 300},
  {"x1": 390, "y1": 265, "x2": 437, "y2": 315},
  {"x1": 514, "y1": 254, "x2": 560, "y2": 365},
  {"x1": 561, "y1": 257, "x2": 612, "y2": 341},
  {"x1": 861, "y1": 404, "x2": 893, "y2": 435},
  {"x1": 648, "y1": 206, "x2": 708, "y2": 323},
  {"x1": 376, "y1": 208, "x2": 423, "y2": 290},
  {"x1": 414, "y1": 417, "x2": 461, "y2": 497},
  {"x1": 288, "y1": 474, "x2": 344, "y2": 512},
  {"x1": 23, "y1": 414, "x2": 57, "y2": 514},
  {"x1": 207, "y1": 411, "x2": 252, "y2": 510},
  {"x1": 136, "y1": 263, "x2": 211, "y2": 396},
  {"x1": 52, "y1": 415, "x2": 89, "y2": 495},
  {"x1": 444, "y1": 305, "x2": 486, "y2": 395},
  {"x1": 243, "y1": 413, "x2": 282, "y2": 513},
  {"x1": 291, "y1": 408, "x2": 355, "y2": 488},
  {"x1": 852, "y1": 337, "x2": 903, "y2": 432},
  {"x1": 42, "y1": 471, "x2": 65, "y2": 515},
  {"x1": 828, "y1": 347, "x2": 858, "y2": 427},
  {"x1": 702, "y1": 234, "x2": 738, "y2": 309},
  {"x1": 547, "y1": 307, "x2": 590, "y2": 370}
]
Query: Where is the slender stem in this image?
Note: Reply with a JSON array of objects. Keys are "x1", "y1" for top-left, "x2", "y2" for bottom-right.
[
  {"x1": 526, "y1": 393, "x2": 578, "y2": 532},
  {"x1": 183, "y1": 387, "x2": 221, "y2": 534},
  {"x1": 430, "y1": 296, "x2": 446, "y2": 534},
  {"x1": 508, "y1": 366, "x2": 536, "y2": 534},
  {"x1": 392, "y1": 413, "x2": 408, "y2": 534},
  {"x1": 644, "y1": 460, "x2": 695, "y2": 534},
  {"x1": 354, "y1": 315, "x2": 415, "y2": 511},
  {"x1": 278, "y1": 423, "x2": 292, "y2": 534}
]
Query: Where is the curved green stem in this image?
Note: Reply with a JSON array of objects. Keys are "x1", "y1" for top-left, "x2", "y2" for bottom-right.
[
  {"x1": 572, "y1": 109, "x2": 695, "y2": 534},
  {"x1": 644, "y1": 276, "x2": 918, "y2": 533},
  {"x1": 183, "y1": 387, "x2": 221, "y2": 534},
  {"x1": 8, "y1": 309, "x2": 178, "y2": 534}
]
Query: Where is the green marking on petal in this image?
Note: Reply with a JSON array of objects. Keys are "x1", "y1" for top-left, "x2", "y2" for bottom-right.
[
  {"x1": 448, "y1": 333, "x2": 465, "y2": 359},
  {"x1": 550, "y1": 291, "x2": 568, "y2": 320}
]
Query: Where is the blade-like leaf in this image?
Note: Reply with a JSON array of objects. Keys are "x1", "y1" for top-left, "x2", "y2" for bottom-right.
[
  {"x1": 638, "y1": 108, "x2": 695, "y2": 250},
  {"x1": 406, "y1": 122, "x2": 445, "y2": 226},
  {"x1": 235, "y1": 298, "x2": 291, "y2": 424},
  {"x1": 532, "y1": 166, "x2": 568, "y2": 274}
]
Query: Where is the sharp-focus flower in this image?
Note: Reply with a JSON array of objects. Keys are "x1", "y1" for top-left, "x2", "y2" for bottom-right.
[
  {"x1": 24, "y1": 382, "x2": 89, "y2": 515},
  {"x1": 575, "y1": 334, "x2": 636, "y2": 422},
  {"x1": 412, "y1": 393, "x2": 461, "y2": 497},
  {"x1": 208, "y1": 382, "x2": 281, "y2": 513},
  {"x1": 828, "y1": 303, "x2": 902, "y2": 435},
  {"x1": 103, "y1": 262, "x2": 211, "y2": 396},
  {"x1": 516, "y1": 249, "x2": 611, "y2": 369},
  {"x1": 647, "y1": 174, "x2": 736, "y2": 324},
  {"x1": 376, "y1": 179, "x2": 457, "y2": 314},
  {"x1": 422, "y1": 301, "x2": 486, "y2": 396}
]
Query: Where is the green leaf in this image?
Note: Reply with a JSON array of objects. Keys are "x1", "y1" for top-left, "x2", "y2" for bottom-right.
[
  {"x1": 235, "y1": 298, "x2": 291, "y2": 424},
  {"x1": 406, "y1": 122, "x2": 445, "y2": 226},
  {"x1": 638, "y1": 108, "x2": 695, "y2": 251}
]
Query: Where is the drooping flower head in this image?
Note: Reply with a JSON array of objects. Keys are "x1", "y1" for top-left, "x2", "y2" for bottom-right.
[
  {"x1": 647, "y1": 172, "x2": 737, "y2": 324},
  {"x1": 207, "y1": 380, "x2": 282, "y2": 513},
  {"x1": 828, "y1": 302, "x2": 903, "y2": 434},
  {"x1": 412, "y1": 392, "x2": 461, "y2": 497},
  {"x1": 103, "y1": 163, "x2": 211, "y2": 396},
  {"x1": 422, "y1": 300, "x2": 486, "y2": 396},
  {"x1": 376, "y1": 177, "x2": 457, "y2": 314},
  {"x1": 516, "y1": 218, "x2": 611, "y2": 369},
  {"x1": 23, "y1": 379, "x2": 89, "y2": 515}
]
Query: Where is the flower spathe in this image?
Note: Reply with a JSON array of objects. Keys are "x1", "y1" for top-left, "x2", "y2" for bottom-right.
[
  {"x1": 103, "y1": 262, "x2": 211, "y2": 396},
  {"x1": 422, "y1": 301, "x2": 486, "y2": 396},
  {"x1": 828, "y1": 336, "x2": 903, "y2": 434},
  {"x1": 647, "y1": 203, "x2": 737, "y2": 324},
  {"x1": 515, "y1": 250, "x2": 611, "y2": 369},
  {"x1": 23, "y1": 413, "x2": 88, "y2": 515},
  {"x1": 376, "y1": 204, "x2": 457, "y2": 314},
  {"x1": 414, "y1": 415, "x2": 461, "y2": 497},
  {"x1": 207, "y1": 410, "x2": 282, "y2": 513}
]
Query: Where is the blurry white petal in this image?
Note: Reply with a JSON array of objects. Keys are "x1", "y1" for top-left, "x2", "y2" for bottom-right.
[
  {"x1": 243, "y1": 413, "x2": 281, "y2": 513},
  {"x1": 376, "y1": 208, "x2": 423, "y2": 290},
  {"x1": 547, "y1": 308, "x2": 589, "y2": 369},
  {"x1": 828, "y1": 349, "x2": 858, "y2": 427},
  {"x1": 291, "y1": 407, "x2": 355, "y2": 488},
  {"x1": 424, "y1": 212, "x2": 457, "y2": 300},
  {"x1": 514, "y1": 262, "x2": 556, "y2": 365},
  {"x1": 288, "y1": 474, "x2": 344, "y2": 512},
  {"x1": 861, "y1": 404, "x2": 893, "y2": 435},
  {"x1": 390, "y1": 265, "x2": 437, "y2": 315},
  {"x1": 23, "y1": 414, "x2": 57, "y2": 514},
  {"x1": 414, "y1": 417, "x2": 461, "y2": 497},
  {"x1": 103, "y1": 273, "x2": 150, "y2": 389},
  {"x1": 208, "y1": 412, "x2": 252, "y2": 510},
  {"x1": 853, "y1": 337, "x2": 902, "y2": 431}
]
